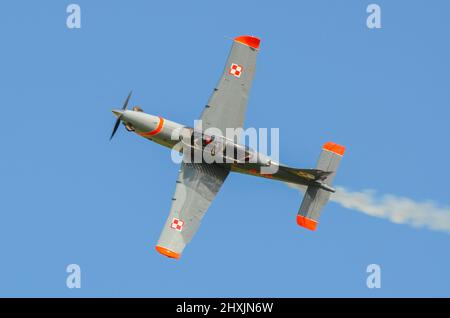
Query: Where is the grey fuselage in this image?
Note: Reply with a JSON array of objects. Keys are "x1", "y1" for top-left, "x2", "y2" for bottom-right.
[{"x1": 112, "y1": 109, "x2": 277, "y2": 173}]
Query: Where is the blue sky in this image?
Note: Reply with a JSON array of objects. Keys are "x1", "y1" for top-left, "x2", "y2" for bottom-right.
[{"x1": 1, "y1": 0, "x2": 450, "y2": 297}]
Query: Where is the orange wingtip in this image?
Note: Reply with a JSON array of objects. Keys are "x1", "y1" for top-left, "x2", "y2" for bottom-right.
[
  {"x1": 155, "y1": 246, "x2": 180, "y2": 259},
  {"x1": 323, "y1": 142, "x2": 346, "y2": 156},
  {"x1": 234, "y1": 35, "x2": 261, "y2": 49},
  {"x1": 296, "y1": 215, "x2": 318, "y2": 231}
]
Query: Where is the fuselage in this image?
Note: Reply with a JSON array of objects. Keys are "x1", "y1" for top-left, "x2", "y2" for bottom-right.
[
  {"x1": 111, "y1": 109, "x2": 336, "y2": 189},
  {"x1": 112, "y1": 109, "x2": 278, "y2": 175}
]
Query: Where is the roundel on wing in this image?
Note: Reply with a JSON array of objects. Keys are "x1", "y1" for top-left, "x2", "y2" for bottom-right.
[
  {"x1": 170, "y1": 218, "x2": 184, "y2": 231},
  {"x1": 229, "y1": 63, "x2": 243, "y2": 78}
]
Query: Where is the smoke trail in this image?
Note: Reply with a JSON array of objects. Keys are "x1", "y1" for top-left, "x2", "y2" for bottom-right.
[{"x1": 287, "y1": 184, "x2": 450, "y2": 234}]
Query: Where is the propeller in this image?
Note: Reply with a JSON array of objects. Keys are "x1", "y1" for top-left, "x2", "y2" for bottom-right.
[{"x1": 110, "y1": 90, "x2": 132, "y2": 140}]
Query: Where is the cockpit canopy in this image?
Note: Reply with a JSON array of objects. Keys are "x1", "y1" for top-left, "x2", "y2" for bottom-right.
[{"x1": 182, "y1": 129, "x2": 254, "y2": 163}]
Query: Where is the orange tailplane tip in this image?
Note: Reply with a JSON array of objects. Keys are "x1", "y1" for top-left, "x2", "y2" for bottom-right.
[
  {"x1": 323, "y1": 142, "x2": 346, "y2": 156},
  {"x1": 234, "y1": 35, "x2": 261, "y2": 49},
  {"x1": 297, "y1": 215, "x2": 318, "y2": 231},
  {"x1": 155, "y1": 246, "x2": 180, "y2": 259}
]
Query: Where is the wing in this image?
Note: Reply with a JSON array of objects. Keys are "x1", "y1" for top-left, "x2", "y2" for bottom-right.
[
  {"x1": 197, "y1": 35, "x2": 260, "y2": 137},
  {"x1": 155, "y1": 163, "x2": 230, "y2": 259}
]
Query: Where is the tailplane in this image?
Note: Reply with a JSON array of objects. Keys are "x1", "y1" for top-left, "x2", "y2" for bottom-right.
[{"x1": 297, "y1": 142, "x2": 345, "y2": 231}]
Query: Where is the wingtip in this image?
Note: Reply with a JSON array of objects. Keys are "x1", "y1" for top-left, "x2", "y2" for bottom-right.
[
  {"x1": 296, "y1": 215, "x2": 318, "y2": 231},
  {"x1": 155, "y1": 246, "x2": 181, "y2": 259},
  {"x1": 234, "y1": 35, "x2": 261, "y2": 49}
]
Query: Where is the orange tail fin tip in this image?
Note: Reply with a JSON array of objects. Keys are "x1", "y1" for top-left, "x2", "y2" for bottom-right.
[
  {"x1": 296, "y1": 215, "x2": 318, "y2": 231},
  {"x1": 323, "y1": 142, "x2": 346, "y2": 156}
]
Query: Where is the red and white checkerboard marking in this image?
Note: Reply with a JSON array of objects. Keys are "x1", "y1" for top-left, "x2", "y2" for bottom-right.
[
  {"x1": 170, "y1": 218, "x2": 184, "y2": 231},
  {"x1": 229, "y1": 63, "x2": 243, "y2": 78}
]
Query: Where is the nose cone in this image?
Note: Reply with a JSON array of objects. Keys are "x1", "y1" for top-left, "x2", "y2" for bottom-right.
[{"x1": 112, "y1": 109, "x2": 124, "y2": 118}]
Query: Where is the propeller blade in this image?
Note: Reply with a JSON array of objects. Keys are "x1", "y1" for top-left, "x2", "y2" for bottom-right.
[
  {"x1": 110, "y1": 90, "x2": 132, "y2": 141},
  {"x1": 122, "y1": 90, "x2": 132, "y2": 110},
  {"x1": 110, "y1": 118, "x2": 121, "y2": 140}
]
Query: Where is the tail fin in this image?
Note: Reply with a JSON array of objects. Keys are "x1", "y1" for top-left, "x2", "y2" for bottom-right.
[{"x1": 297, "y1": 142, "x2": 345, "y2": 231}]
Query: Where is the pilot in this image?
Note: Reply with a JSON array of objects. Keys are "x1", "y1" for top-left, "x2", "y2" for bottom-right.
[{"x1": 202, "y1": 135, "x2": 214, "y2": 147}]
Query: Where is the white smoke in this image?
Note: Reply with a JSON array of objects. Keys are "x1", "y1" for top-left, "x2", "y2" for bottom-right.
[{"x1": 288, "y1": 184, "x2": 450, "y2": 234}]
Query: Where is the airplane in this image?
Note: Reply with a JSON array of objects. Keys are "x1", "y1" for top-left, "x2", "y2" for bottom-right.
[{"x1": 110, "y1": 35, "x2": 345, "y2": 259}]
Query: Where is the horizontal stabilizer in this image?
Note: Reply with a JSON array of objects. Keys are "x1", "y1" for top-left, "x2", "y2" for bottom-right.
[{"x1": 297, "y1": 142, "x2": 345, "y2": 231}]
